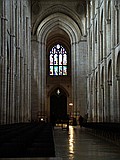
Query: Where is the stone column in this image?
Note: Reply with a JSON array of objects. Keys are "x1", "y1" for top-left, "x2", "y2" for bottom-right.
[
  {"x1": 71, "y1": 42, "x2": 77, "y2": 118},
  {"x1": 15, "y1": 0, "x2": 21, "y2": 123},
  {"x1": 103, "y1": 1, "x2": 106, "y2": 59},
  {"x1": 111, "y1": 0, "x2": 117, "y2": 122},
  {"x1": 119, "y1": 2, "x2": 120, "y2": 43},
  {"x1": 116, "y1": 76, "x2": 120, "y2": 122},
  {"x1": 86, "y1": 0, "x2": 92, "y2": 121},
  {"x1": 41, "y1": 42, "x2": 46, "y2": 116},
  {"x1": 24, "y1": 16, "x2": 29, "y2": 122},
  {"x1": 92, "y1": 71, "x2": 96, "y2": 122},
  {"x1": 76, "y1": 41, "x2": 80, "y2": 118},
  {"x1": 114, "y1": 3, "x2": 119, "y2": 45},
  {"x1": 78, "y1": 40, "x2": 88, "y2": 117},
  {"x1": 20, "y1": 1, "x2": 24, "y2": 122},
  {"x1": 95, "y1": 4, "x2": 101, "y2": 122},
  {"x1": 31, "y1": 38, "x2": 39, "y2": 120},
  {"x1": 24, "y1": 14, "x2": 28, "y2": 122},
  {"x1": 27, "y1": 22, "x2": 31, "y2": 121},
  {"x1": 0, "y1": 0, "x2": 1, "y2": 58},
  {"x1": 106, "y1": 19, "x2": 111, "y2": 54},
  {"x1": 1, "y1": 0, "x2": 8, "y2": 124},
  {"x1": 38, "y1": 41, "x2": 42, "y2": 118},
  {"x1": 9, "y1": 0, "x2": 16, "y2": 123},
  {"x1": 101, "y1": 1, "x2": 107, "y2": 122},
  {"x1": 91, "y1": 5, "x2": 95, "y2": 69},
  {"x1": 28, "y1": 24, "x2": 32, "y2": 120}
]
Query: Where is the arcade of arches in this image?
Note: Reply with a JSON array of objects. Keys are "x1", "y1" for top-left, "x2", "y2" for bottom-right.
[{"x1": 0, "y1": 0, "x2": 120, "y2": 124}]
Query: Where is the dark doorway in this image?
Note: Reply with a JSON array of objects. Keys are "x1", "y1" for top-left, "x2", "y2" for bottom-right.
[{"x1": 50, "y1": 88, "x2": 67, "y2": 122}]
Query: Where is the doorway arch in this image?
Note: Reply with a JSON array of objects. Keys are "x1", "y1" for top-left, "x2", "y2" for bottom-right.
[{"x1": 50, "y1": 88, "x2": 67, "y2": 123}]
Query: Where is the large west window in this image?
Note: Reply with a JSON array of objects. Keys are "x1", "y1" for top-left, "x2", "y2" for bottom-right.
[{"x1": 49, "y1": 44, "x2": 67, "y2": 76}]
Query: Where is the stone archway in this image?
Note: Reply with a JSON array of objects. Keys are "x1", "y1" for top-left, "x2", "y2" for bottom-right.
[
  {"x1": 31, "y1": 5, "x2": 87, "y2": 121},
  {"x1": 31, "y1": 12, "x2": 82, "y2": 120}
]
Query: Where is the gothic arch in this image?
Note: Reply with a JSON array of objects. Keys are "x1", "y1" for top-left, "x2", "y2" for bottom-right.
[
  {"x1": 36, "y1": 12, "x2": 81, "y2": 43},
  {"x1": 32, "y1": 11, "x2": 82, "y2": 118},
  {"x1": 32, "y1": 4, "x2": 83, "y2": 36},
  {"x1": 48, "y1": 85, "x2": 69, "y2": 97}
]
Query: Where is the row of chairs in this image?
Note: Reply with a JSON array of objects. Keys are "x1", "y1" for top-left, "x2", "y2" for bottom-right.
[
  {"x1": 83, "y1": 122, "x2": 120, "y2": 146},
  {"x1": 0, "y1": 122, "x2": 55, "y2": 158}
]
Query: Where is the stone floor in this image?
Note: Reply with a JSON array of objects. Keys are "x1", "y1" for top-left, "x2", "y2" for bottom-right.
[
  {"x1": 1, "y1": 125, "x2": 120, "y2": 160},
  {"x1": 54, "y1": 125, "x2": 120, "y2": 160}
]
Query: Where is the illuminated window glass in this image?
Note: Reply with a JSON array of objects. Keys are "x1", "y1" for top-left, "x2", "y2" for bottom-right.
[{"x1": 49, "y1": 44, "x2": 67, "y2": 76}]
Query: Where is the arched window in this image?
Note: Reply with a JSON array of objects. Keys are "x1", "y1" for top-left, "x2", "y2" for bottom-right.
[{"x1": 49, "y1": 44, "x2": 67, "y2": 76}]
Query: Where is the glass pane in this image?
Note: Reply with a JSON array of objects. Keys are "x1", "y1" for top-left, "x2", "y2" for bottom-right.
[
  {"x1": 63, "y1": 66, "x2": 67, "y2": 75},
  {"x1": 57, "y1": 44, "x2": 60, "y2": 49},
  {"x1": 50, "y1": 54, "x2": 53, "y2": 65},
  {"x1": 63, "y1": 54, "x2": 67, "y2": 65},
  {"x1": 50, "y1": 66, "x2": 53, "y2": 75},
  {"x1": 59, "y1": 54, "x2": 62, "y2": 65},
  {"x1": 54, "y1": 53, "x2": 58, "y2": 65},
  {"x1": 54, "y1": 48, "x2": 56, "y2": 53},
  {"x1": 54, "y1": 66, "x2": 58, "y2": 75},
  {"x1": 59, "y1": 66, "x2": 63, "y2": 75}
]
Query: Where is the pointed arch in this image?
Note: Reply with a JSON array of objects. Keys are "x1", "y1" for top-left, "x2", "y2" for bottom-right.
[
  {"x1": 32, "y1": 4, "x2": 83, "y2": 36},
  {"x1": 36, "y1": 12, "x2": 81, "y2": 43},
  {"x1": 48, "y1": 85, "x2": 69, "y2": 97}
]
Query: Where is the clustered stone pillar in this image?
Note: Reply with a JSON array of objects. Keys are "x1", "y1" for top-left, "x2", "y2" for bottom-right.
[
  {"x1": 71, "y1": 39, "x2": 87, "y2": 120},
  {"x1": 0, "y1": 0, "x2": 31, "y2": 124},
  {"x1": 1, "y1": 0, "x2": 7, "y2": 124},
  {"x1": 111, "y1": 0, "x2": 117, "y2": 122}
]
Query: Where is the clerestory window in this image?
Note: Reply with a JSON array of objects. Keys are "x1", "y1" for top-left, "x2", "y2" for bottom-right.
[{"x1": 49, "y1": 44, "x2": 67, "y2": 76}]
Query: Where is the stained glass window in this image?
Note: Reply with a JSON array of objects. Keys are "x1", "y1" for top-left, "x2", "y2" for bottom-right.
[{"x1": 49, "y1": 44, "x2": 67, "y2": 76}]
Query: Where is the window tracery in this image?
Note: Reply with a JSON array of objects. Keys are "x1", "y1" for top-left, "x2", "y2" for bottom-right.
[{"x1": 49, "y1": 44, "x2": 67, "y2": 76}]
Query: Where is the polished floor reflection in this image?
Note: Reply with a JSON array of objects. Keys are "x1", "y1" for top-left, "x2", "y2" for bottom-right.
[{"x1": 54, "y1": 126, "x2": 120, "y2": 160}]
